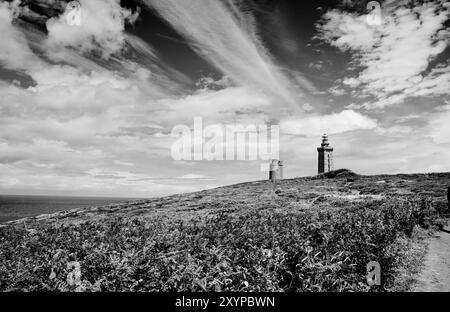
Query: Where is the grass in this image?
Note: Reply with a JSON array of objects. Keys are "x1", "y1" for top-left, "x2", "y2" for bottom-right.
[{"x1": 0, "y1": 171, "x2": 449, "y2": 292}]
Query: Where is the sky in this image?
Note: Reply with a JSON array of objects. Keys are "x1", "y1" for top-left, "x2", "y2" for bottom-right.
[{"x1": 0, "y1": 0, "x2": 449, "y2": 197}]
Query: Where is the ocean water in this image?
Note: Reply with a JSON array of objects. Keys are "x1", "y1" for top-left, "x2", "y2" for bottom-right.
[{"x1": 0, "y1": 195, "x2": 137, "y2": 223}]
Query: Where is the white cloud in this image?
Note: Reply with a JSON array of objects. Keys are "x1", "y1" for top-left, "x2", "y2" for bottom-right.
[
  {"x1": 0, "y1": 3, "x2": 204, "y2": 197},
  {"x1": 177, "y1": 174, "x2": 214, "y2": 180},
  {"x1": 0, "y1": 1, "x2": 41, "y2": 70},
  {"x1": 427, "y1": 105, "x2": 450, "y2": 144},
  {"x1": 0, "y1": 7, "x2": 278, "y2": 197},
  {"x1": 154, "y1": 86, "x2": 273, "y2": 126},
  {"x1": 2, "y1": 0, "x2": 449, "y2": 198},
  {"x1": 280, "y1": 110, "x2": 378, "y2": 136},
  {"x1": 376, "y1": 125, "x2": 414, "y2": 137},
  {"x1": 45, "y1": 0, "x2": 138, "y2": 58},
  {"x1": 317, "y1": 1, "x2": 449, "y2": 109},
  {"x1": 329, "y1": 86, "x2": 346, "y2": 96}
]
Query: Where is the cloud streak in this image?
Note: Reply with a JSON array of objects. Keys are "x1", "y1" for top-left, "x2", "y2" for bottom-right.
[{"x1": 144, "y1": 0, "x2": 306, "y2": 107}]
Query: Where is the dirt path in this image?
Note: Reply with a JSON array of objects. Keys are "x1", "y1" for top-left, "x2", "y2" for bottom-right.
[{"x1": 411, "y1": 224, "x2": 450, "y2": 292}]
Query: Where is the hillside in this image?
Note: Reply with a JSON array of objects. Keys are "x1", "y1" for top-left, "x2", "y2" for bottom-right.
[{"x1": 1, "y1": 171, "x2": 449, "y2": 291}]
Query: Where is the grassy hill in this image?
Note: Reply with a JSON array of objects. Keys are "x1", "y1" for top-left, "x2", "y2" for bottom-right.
[{"x1": 1, "y1": 170, "x2": 449, "y2": 291}]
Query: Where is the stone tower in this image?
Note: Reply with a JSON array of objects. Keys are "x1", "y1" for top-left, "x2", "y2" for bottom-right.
[
  {"x1": 269, "y1": 159, "x2": 283, "y2": 180},
  {"x1": 317, "y1": 134, "x2": 334, "y2": 174}
]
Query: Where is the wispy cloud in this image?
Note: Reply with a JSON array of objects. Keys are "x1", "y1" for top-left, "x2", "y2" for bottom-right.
[{"x1": 143, "y1": 0, "x2": 308, "y2": 107}]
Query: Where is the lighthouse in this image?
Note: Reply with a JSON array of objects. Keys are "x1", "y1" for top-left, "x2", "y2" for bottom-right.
[{"x1": 317, "y1": 134, "x2": 334, "y2": 174}]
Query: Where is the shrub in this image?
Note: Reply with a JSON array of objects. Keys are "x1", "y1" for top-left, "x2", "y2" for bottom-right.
[{"x1": 0, "y1": 196, "x2": 445, "y2": 292}]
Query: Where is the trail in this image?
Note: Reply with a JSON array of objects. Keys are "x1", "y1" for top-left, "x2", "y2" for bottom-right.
[{"x1": 412, "y1": 224, "x2": 450, "y2": 292}]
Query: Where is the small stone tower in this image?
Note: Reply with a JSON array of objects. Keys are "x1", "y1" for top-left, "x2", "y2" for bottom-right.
[
  {"x1": 317, "y1": 134, "x2": 334, "y2": 174},
  {"x1": 269, "y1": 159, "x2": 283, "y2": 180}
]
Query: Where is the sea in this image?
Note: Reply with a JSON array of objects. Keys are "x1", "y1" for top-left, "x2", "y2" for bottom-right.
[{"x1": 0, "y1": 195, "x2": 139, "y2": 223}]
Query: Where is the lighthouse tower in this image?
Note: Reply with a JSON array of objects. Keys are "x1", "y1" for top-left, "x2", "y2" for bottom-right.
[{"x1": 317, "y1": 134, "x2": 334, "y2": 174}]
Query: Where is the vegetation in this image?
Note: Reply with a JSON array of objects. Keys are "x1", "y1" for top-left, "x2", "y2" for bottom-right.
[{"x1": 0, "y1": 172, "x2": 449, "y2": 291}]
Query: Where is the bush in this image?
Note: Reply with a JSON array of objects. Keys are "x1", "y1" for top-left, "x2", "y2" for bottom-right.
[{"x1": 0, "y1": 195, "x2": 445, "y2": 292}]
